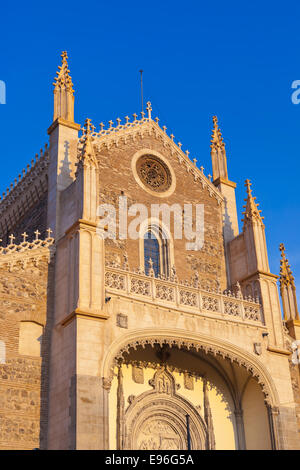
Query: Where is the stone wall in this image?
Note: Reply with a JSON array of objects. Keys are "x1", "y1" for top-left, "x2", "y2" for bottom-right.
[
  {"x1": 95, "y1": 133, "x2": 227, "y2": 290},
  {"x1": 0, "y1": 257, "x2": 50, "y2": 449}
]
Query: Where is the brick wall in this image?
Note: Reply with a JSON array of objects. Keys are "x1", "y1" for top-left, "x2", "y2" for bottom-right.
[
  {"x1": 96, "y1": 134, "x2": 227, "y2": 290},
  {"x1": 0, "y1": 257, "x2": 50, "y2": 449}
]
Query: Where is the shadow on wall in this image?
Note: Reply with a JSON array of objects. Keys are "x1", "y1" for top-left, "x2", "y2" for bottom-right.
[
  {"x1": 223, "y1": 197, "x2": 235, "y2": 242},
  {"x1": 58, "y1": 140, "x2": 73, "y2": 189}
]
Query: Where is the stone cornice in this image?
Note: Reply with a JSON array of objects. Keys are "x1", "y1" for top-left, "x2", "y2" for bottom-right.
[
  {"x1": 213, "y1": 177, "x2": 236, "y2": 189},
  {"x1": 60, "y1": 308, "x2": 109, "y2": 327},
  {"x1": 65, "y1": 218, "x2": 98, "y2": 237},
  {"x1": 267, "y1": 345, "x2": 291, "y2": 356},
  {"x1": 238, "y1": 271, "x2": 279, "y2": 283},
  {"x1": 47, "y1": 117, "x2": 81, "y2": 135}
]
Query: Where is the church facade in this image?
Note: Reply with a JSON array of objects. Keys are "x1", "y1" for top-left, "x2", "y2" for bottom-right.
[{"x1": 0, "y1": 52, "x2": 299, "y2": 450}]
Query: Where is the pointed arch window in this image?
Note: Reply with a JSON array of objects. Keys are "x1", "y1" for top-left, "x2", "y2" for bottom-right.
[{"x1": 143, "y1": 226, "x2": 169, "y2": 278}]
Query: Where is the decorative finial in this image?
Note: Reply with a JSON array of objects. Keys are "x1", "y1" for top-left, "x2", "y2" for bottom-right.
[
  {"x1": 55, "y1": 52, "x2": 73, "y2": 90},
  {"x1": 211, "y1": 115, "x2": 224, "y2": 148},
  {"x1": 148, "y1": 258, "x2": 155, "y2": 277},
  {"x1": 146, "y1": 101, "x2": 152, "y2": 119},
  {"x1": 9, "y1": 234, "x2": 15, "y2": 245},
  {"x1": 34, "y1": 230, "x2": 41, "y2": 240},
  {"x1": 46, "y1": 228, "x2": 53, "y2": 239},
  {"x1": 53, "y1": 51, "x2": 75, "y2": 122},
  {"x1": 245, "y1": 179, "x2": 252, "y2": 196},
  {"x1": 21, "y1": 232, "x2": 28, "y2": 243}
]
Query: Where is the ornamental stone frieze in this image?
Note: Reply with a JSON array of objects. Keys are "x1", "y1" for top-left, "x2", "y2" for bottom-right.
[{"x1": 0, "y1": 230, "x2": 55, "y2": 270}]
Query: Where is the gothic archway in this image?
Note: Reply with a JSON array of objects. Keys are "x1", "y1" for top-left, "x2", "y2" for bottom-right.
[
  {"x1": 102, "y1": 329, "x2": 280, "y2": 408},
  {"x1": 102, "y1": 330, "x2": 283, "y2": 449}
]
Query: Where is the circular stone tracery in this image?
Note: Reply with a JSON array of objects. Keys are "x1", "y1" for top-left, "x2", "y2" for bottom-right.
[{"x1": 136, "y1": 155, "x2": 172, "y2": 192}]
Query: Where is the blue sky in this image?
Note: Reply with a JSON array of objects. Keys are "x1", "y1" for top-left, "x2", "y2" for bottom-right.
[{"x1": 0, "y1": 0, "x2": 299, "y2": 301}]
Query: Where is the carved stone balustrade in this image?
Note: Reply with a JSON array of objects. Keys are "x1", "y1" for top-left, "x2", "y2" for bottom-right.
[{"x1": 105, "y1": 266, "x2": 263, "y2": 324}]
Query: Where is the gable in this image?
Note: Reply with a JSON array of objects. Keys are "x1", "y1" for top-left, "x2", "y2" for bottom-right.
[{"x1": 92, "y1": 119, "x2": 227, "y2": 290}]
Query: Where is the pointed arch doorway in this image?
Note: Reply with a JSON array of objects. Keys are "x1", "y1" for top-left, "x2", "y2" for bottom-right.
[{"x1": 118, "y1": 367, "x2": 208, "y2": 450}]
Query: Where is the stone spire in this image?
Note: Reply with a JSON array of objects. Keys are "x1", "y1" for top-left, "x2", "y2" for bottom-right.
[
  {"x1": 76, "y1": 118, "x2": 99, "y2": 222},
  {"x1": 53, "y1": 51, "x2": 75, "y2": 122},
  {"x1": 279, "y1": 243, "x2": 295, "y2": 288},
  {"x1": 242, "y1": 179, "x2": 264, "y2": 229},
  {"x1": 210, "y1": 115, "x2": 228, "y2": 181},
  {"x1": 241, "y1": 179, "x2": 270, "y2": 273},
  {"x1": 279, "y1": 243, "x2": 299, "y2": 322}
]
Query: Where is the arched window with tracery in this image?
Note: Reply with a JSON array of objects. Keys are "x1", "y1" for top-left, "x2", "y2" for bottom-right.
[{"x1": 143, "y1": 226, "x2": 170, "y2": 278}]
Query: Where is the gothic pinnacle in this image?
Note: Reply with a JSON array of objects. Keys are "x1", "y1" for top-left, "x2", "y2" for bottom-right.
[
  {"x1": 211, "y1": 115, "x2": 225, "y2": 150},
  {"x1": 78, "y1": 118, "x2": 98, "y2": 168},
  {"x1": 53, "y1": 51, "x2": 74, "y2": 94},
  {"x1": 52, "y1": 51, "x2": 75, "y2": 122},
  {"x1": 210, "y1": 115, "x2": 228, "y2": 181},
  {"x1": 279, "y1": 243, "x2": 295, "y2": 288},
  {"x1": 242, "y1": 179, "x2": 264, "y2": 228}
]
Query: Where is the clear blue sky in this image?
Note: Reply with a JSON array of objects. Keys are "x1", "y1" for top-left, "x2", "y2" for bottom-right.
[{"x1": 1, "y1": 0, "x2": 299, "y2": 301}]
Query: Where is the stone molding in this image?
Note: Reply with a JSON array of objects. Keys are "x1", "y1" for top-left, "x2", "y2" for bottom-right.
[
  {"x1": 47, "y1": 117, "x2": 81, "y2": 135},
  {"x1": 60, "y1": 308, "x2": 109, "y2": 327},
  {"x1": 101, "y1": 329, "x2": 280, "y2": 406}
]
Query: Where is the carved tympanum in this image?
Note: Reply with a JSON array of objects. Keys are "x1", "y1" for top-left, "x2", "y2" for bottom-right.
[{"x1": 137, "y1": 418, "x2": 181, "y2": 450}]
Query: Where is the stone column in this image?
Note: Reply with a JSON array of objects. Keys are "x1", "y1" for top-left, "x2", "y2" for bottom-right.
[
  {"x1": 234, "y1": 409, "x2": 246, "y2": 450},
  {"x1": 266, "y1": 405, "x2": 280, "y2": 450},
  {"x1": 116, "y1": 365, "x2": 125, "y2": 450}
]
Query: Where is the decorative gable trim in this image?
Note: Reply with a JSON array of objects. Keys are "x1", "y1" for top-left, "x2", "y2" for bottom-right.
[{"x1": 77, "y1": 105, "x2": 224, "y2": 205}]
